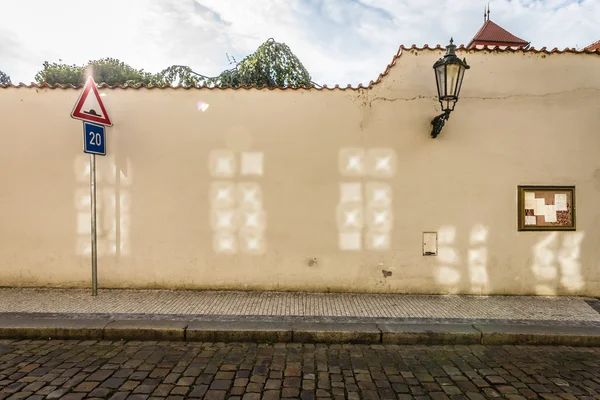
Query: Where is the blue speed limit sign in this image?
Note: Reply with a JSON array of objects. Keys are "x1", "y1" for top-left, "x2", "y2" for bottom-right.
[{"x1": 83, "y1": 122, "x2": 106, "y2": 156}]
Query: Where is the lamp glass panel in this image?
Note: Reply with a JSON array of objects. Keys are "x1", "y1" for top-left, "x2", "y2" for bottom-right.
[
  {"x1": 445, "y1": 63, "x2": 460, "y2": 97},
  {"x1": 455, "y1": 66, "x2": 466, "y2": 98},
  {"x1": 435, "y1": 65, "x2": 446, "y2": 98}
]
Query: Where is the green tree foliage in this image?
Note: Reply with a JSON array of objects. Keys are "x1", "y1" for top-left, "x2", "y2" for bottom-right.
[
  {"x1": 35, "y1": 61, "x2": 84, "y2": 86},
  {"x1": 0, "y1": 70, "x2": 11, "y2": 85},
  {"x1": 157, "y1": 65, "x2": 204, "y2": 87},
  {"x1": 35, "y1": 58, "x2": 158, "y2": 86},
  {"x1": 159, "y1": 38, "x2": 313, "y2": 88},
  {"x1": 33, "y1": 38, "x2": 313, "y2": 88}
]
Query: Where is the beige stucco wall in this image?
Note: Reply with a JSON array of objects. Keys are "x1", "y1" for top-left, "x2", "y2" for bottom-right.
[{"x1": 1, "y1": 48, "x2": 599, "y2": 295}]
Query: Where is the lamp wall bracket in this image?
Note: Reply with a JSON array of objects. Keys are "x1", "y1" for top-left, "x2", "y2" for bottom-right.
[{"x1": 431, "y1": 110, "x2": 451, "y2": 138}]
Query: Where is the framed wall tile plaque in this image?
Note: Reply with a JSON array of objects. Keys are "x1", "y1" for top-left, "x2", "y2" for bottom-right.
[{"x1": 517, "y1": 186, "x2": 575, "y2": 231}]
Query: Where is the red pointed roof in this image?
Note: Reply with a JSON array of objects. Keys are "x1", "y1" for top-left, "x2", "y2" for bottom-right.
[
  {"x1": 467, "y1": 19, "x2": 529, "y2": 49},
  {"x1": 585, "y1": 40, "x2": 600, "y2": 51}
]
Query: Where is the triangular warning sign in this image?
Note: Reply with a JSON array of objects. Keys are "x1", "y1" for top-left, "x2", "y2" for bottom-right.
[{"x1": 71, "y1": 76, "x2": 112, "y2": 126}]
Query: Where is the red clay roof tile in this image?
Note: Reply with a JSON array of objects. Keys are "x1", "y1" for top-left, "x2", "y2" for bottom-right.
[
  {"x1": 585, "y1": 40, "x2": 600, "y2": 51},
  {"x1": 468, "y1": 20, "x2": 529, "y2": 48}
]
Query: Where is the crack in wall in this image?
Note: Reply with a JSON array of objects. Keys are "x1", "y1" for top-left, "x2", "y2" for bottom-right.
[{"x1": 368, "y1": 87, "x2": 599, "y2": 106}]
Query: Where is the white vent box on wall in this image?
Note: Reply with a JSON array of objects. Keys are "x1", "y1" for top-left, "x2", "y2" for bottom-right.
[{"x1": 423, "y1": 232, "x2": 438, "y2": 256}]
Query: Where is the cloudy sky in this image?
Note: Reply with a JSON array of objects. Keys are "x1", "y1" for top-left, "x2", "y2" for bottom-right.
[{"x1": 1, "y1": 0, "x2": 598, "y2": 86}]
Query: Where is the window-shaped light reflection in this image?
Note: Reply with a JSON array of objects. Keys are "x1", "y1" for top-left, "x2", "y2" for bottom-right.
[
  {"x1": 468, "y1": 224, "x2": 489, "y2": 293},
  {"x1": 558, "y1": 232, "x2": 585, "y2": 291},
  {"x1": 240, "y1": 152, "x2": 264, "y2": 176},
  {"x1": 209, "y1": 150, "x2": 236, "y2": 178},
  {"x1": 436, "y1": 225, "x2": 461, "y2": 290},
  {"x1": 74, "y1": 155, "x2": 132, "y2": 257},
  {"x1": 337, "y1": 148, "x2": 397, "y2": 252},
  {"x1": 209, "y1": 150, "x2": 267, "y2": 255}
]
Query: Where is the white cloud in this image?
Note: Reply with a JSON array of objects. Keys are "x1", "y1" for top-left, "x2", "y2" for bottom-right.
[{"x1": 1, "y1": 0, "x2": 598, "y2": 85}]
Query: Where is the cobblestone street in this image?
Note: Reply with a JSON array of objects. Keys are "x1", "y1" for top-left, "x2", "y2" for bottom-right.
[{"x1": 0, "y1": 340, "x2": 599, "y2": 400}]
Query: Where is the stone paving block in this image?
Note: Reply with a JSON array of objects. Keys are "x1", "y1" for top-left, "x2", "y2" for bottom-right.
[
  {"x1": 104, "y1": 320, "x2": 187, "y2": 341},
  {"x1": 86, "y1": 369, "x2": 113, "y2": 381},
  {"x1": 380, "y1": 324, "x2": 481, "y2": 345},
  {"x1": 263, "y1": 390, "x2": 280, "y2": 400},
  {"x1": 74, "y1": 381, "x2": 99, "y2": 391},
  {"x1": 3, "y1": 288, "x2": 599, "y2": 325},
  {"x1": 88, "y1": 387, "x2": 112, "y2": 397},
  {"x1": 282, "y1": 387, "x2": 300, "y2": 397},
  {"x1": 108, "y1": 392, "x2": 130, "y2": 400},
  {"x1": 475, "y1": 324, "x2": 600, "y2": 346},
  {"x1": 292, "y1": 323, "x2": 381, "y2": 344},
  {"x1": 204, "y1": 389, "x2": 226, "y2": 399},
  {"x1": 0, "y1": 318, "x2": 107, "y2": 340},
  {"x1": 2, "y1": 330, "x2": 600, "y2": 399},
  {"x1": 60, "y1": 394, "x2": 87, "y2": 400},
  {"x1": 101, "y1": 377, "x2": 126, "y2": 388},
  {"x1": 187, "y1": 321, "x2": 292, "y2": 343}
]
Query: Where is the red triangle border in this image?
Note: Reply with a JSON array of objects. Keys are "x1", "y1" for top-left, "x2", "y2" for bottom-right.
[{"x1": 71, "y1": 76, "x2": 112, "y2": 126}]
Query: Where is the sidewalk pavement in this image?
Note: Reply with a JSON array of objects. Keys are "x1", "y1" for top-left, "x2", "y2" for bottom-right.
[{"x1": 1, "y1": 288, "x2": 599, "y2": 346}]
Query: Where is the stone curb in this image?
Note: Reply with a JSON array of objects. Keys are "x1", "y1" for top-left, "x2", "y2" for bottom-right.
[
  {"x1": 1, "y1": 318, "x2": 600, "y2": 346},
  {"x1": 380, "y1": 323, "x2": 481, "y2": 345},
  {"x1": 0, "y1": 318, "x2": 107, "y2": 340},
  {"x1": 474, "y1": 324, "x2": 600, "y2": 346},
  {"x1": 104, "y1": 320, "x2": 187, "y2": 341},
  {"x1": 293, "y1": 322, "x2": 380, "y2": 344},
  {"x1": 187, "y1": 321, "x2": 292, "y2": 343}
]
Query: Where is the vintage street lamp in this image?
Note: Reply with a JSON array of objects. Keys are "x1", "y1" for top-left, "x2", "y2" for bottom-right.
[{"x1": 431, "y1": 38, "x2": 470, "y2": 138}]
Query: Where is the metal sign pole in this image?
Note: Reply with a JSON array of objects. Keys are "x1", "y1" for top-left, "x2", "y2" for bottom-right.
[
  {"x1": 90, "y1": 153, "x2": 98, "y2": 296},
  {"x1": 71, "y1": 76, "x2": 110, "y2": 296}
]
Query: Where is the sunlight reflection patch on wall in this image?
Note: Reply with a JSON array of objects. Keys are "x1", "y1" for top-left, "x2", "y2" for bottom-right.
[
  {"x1": 367, "y1": 183, "x2": 392, "y2": 207},
  {"x1": 558, "y1": 232, "x2": 585, "y2": 291},
  {"x1": 339, "y1": 232, "x2": 362, "y2": 251},
  {"x1": 366, "y1": 148, "x2": 397, "y2": 179},
  {"x1": 437, "y1": 266, "x2": 461, "y2": 285},
  {"x1": 531, "y1": 233, "x2": 559, "y2": 282},
  {"x1": 210, "y1": 182, "x2": 236, "y2": 209},
  {"x1": 336, "y1": 201, "x2": 363, "y2": 250},
  {"x1": 241, "y1": 152, "x2": 264, "y2": 176},
  {"x1": 437, "y1": 226, "x2": 458, "y2": 264},
  {"x1": 366, "y1": 232, "x2": 391, "y2": 251},
  {"x1": 209, "y1": 150, "x2": 266, "y2": 255},
  {"x1": 336, "y1": 202, "x2": 364, "y2": 230},
  {"x1": 107, "y1": 162, "x2": 134, "y2": 186},
  {"x1": 468, "y1": 224, "x2": 489, "y2": 293},
  {"x1": 209, "y1": 150, "x2": 236, "y2": 178},
  {"x1": 436, "y1": 225, "x2": 461, "y2": 292},
  {"x1": 237, "y1": 183, "x2": 263, "y2": 210},
  {"x1": 213, "y1": 232, "x2": 237, "y2": 254},
  {"x1": 211, "y1": 209, "x2": 238, "y2": 232},
  {"x1": 74, "y1": 155, "x2": 131, "y2": 257},
  {"x1": 340, "y1": 183, "x2": 362, "y2": 203},
  {"x1": 337, "y1": 148, "x2": 396, "y2": 251},
  {"x1": 530, "y1": 230, "x2": 585, "y2": 295},
  {"x1": 535, "y1": 284, "x2": 556, "y2": 296},
  {"x1": 470, "y1": 224, "x2": 488, "y2": 244},
  {"x1": 339, "y1": 148, "x2": 365, "y2": 177}
]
